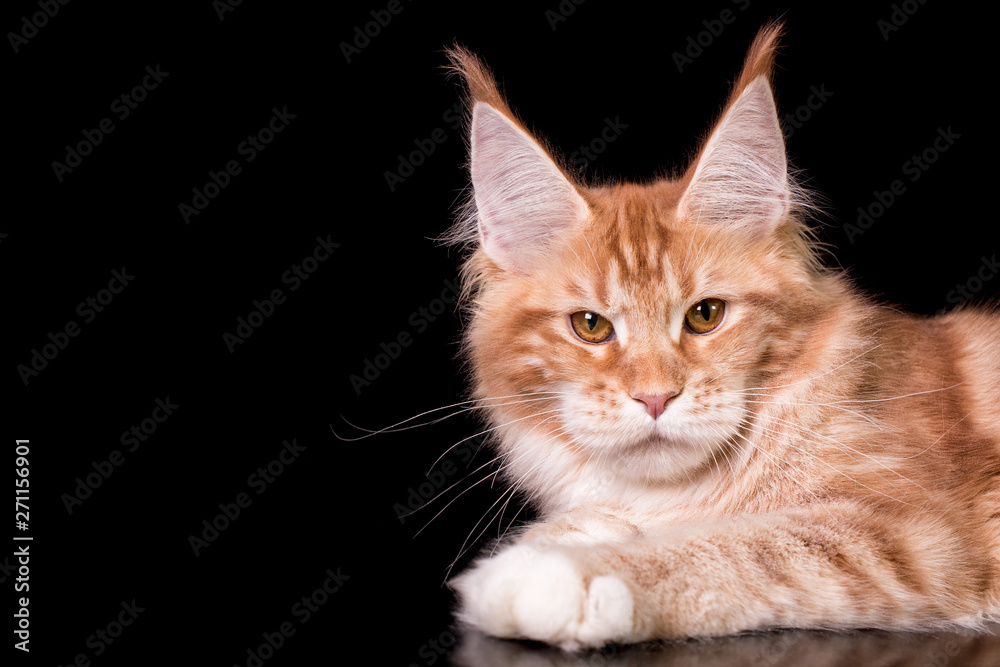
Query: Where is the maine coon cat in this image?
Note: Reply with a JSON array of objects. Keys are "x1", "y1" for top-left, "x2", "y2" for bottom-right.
[{"x1": 443, "y1": 24, "x2": 1000, "y2": 649}]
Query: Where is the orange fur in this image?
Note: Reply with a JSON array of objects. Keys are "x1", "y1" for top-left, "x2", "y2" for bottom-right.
[{"x1": 444, "y1": 24, "x2": 1000, "y2": 649}]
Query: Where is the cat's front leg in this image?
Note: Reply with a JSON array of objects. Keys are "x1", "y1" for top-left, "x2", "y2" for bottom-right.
[
  {"x1": 451, "y1": 540, "x2": 645, "y2": 650},
  {"x1": 517, "y1": 505, "x2": 644, "y2": 547},
  {"x1": 451, "y1": 507, "x2": 649, "y2": 649},
  {"x1": 454, "y1": 504, "x2": 985, "y2": 648}
]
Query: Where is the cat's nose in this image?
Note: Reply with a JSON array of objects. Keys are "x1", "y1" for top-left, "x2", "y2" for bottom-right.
[{"x1": 631, "y1": 391, "x2": 678, "y2": 420}]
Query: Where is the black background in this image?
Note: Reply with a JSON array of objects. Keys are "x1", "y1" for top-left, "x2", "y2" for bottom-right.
[{"x1": 6, "y1": 1, "x2": 996, "y2": 665}]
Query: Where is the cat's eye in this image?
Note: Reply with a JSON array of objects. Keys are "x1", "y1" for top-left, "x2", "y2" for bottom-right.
[
  {"x1": 570, "y1": 311, "x2": 615, "y2": 344},
  {"x1": 684, "y1": 299, "x2": 726, "y2": 335}
]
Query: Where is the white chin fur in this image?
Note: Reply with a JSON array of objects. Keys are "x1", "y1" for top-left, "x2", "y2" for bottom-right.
[{"x1": 559, "y1": 392, "x2": 746, "y2": 481}]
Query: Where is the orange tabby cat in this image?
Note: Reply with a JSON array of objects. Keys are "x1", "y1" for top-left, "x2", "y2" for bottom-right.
[{"x1": 444, "y1": 24, "x2": 1000, "y2": 649}]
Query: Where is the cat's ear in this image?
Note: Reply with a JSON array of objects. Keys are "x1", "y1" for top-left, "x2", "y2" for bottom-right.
[
  {"x1": 677, "y1": 24, "x2": 790, "y2": 235},
  {"x1": 446, "y1": 45, "x2": 589, "y2": 273},
  {"x1": 470, "y1": 102, "x2": 589, "y2": 272}
]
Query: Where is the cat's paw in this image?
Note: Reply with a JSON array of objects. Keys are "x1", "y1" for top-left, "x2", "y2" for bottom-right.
[{"x1": 451, "y1": 545, "x2": 635, "y2": 650}]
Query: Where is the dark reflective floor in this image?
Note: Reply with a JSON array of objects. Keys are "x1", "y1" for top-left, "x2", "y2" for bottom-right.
[{"x1": 449, "y1": 624, "x2": 1000, "y2": 667}]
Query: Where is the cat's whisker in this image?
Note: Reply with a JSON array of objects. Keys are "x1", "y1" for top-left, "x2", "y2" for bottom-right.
[
  {"x1": 458, "y1": 448, "x2": 555, "y2": 572},
  {"x1": 768, "y1": 414, "x2": 928, "y2": 493},
  {"x1": 737, "y1": 396, "x2": 882, "y2": 428},
  {"x1": 701, "y1": 365, "x2": 739, "y2": 389},
  {"x1": 733, "y1": 344, "x2": 884, "y2": 394},
  {"x1": 445, "y1": 483, "x2": 520, "y2": 581},
  {"x1": 704, "y1": 431, "x2": 724, "y2": 479},
  {"x1": 745, "y1": 417, "x2": 933, "y2": 511},
  {"x1": 493, "y1": 490, "x2": 530, "y2": 555},
  {"x1": 416, "y1": 415, "x2": 565, "y2": 545},
  {"x1": 728, "y1": 426, "x2": 837, "y2": 521},
  {"x1": 425, "y1": 407, "x2": 563, "y2": 473},
  {"x1": 740, "y1": 445, "x2": 815, "y2": 503},
  {"x1": 705, "y1": 423, "x2": 741, "y2": 483},
  {"x1": 897, "y1": 411, "x2": 973, "y2": 460},
  {"x1": 494, "y1": 474, "x2": 526, "y2": 543},
  {"x1": 403, "y1": 453, "x2": 504, "y2": 525},
  {"x1": 493, "y1": 476, "x2": 529, "y2": 543},
  {"x1": 416, "y1": 450, "x2": 523, "y2": 547},
  {"x1": 491, "y1": 481, "x2": 523, "y2": 543},
  {"x1": 413, "y1": 412, "x2": 566, "y2": 522},
  {"x1": 331, "y1": 390, "x2": 567, "y2": 442},
  {"x1": 337, "y1": 397, "x2": 558, "y2": 448},
  {"x1": 821, "y1": 382, "x2": 966, "y2": 405},
  {"x1": 445, "y1": 428, "x2": 569, "y2": 579}
]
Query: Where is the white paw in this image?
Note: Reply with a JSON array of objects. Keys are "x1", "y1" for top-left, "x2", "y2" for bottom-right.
[{"x1": 452, "y1": 545, "x2": 634, "y2": 649}]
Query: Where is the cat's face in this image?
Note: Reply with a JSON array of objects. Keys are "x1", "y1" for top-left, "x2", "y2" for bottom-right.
[
  {"x1": 448, "y1": 28, "x2": 828, "y2": 495},
  {"x1": 465, "y1": 184, "x2": 823, "y2": 486}
]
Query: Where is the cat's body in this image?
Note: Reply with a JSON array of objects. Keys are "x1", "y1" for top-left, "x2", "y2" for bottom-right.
[{"x1": 445, "y1": 25, "x2": 1000, "y2": 649}]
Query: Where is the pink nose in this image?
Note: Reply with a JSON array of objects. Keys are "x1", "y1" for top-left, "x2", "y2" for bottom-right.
[{"x1": 632, "y1": 392, "x2": 677, "y2": 420}]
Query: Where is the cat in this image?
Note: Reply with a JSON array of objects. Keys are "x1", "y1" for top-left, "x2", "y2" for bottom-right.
[{"x1": 442, "y1": 23, "x2": 1000, "y2": 650}]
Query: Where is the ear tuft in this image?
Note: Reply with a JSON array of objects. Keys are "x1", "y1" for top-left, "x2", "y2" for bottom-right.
[
  {"x1": 444, "y1": 45, "x2": 589, "y2": 273},
  {"x1": 677, "y1": 23, "x2": 791, "y2": 234},
  {"x1": 443, "y1": 44, "x2": 512, "y2": 117}
]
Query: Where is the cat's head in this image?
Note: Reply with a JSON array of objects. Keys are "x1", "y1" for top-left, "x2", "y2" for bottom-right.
[{"x1": 446, "y1": 25, "x2": 836, "y2": 507}]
